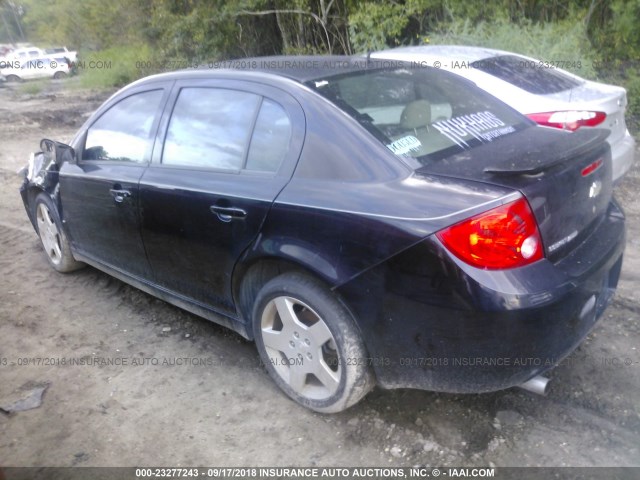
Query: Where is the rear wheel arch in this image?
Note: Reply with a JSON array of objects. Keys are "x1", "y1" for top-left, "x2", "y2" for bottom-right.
[
  {"x1": 232, "y1": 236, "x2": 350, "y2": 327},
  {"x1": 234, "y1": 257, "x2": 322, "y2": 337},
  {"x1": 233, "y1": 256, "x2": 367, "y2": 342}
]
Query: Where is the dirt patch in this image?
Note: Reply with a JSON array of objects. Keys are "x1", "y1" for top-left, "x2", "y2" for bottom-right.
[{"x1": 0, "y1": 81, "x2": 639, "y2": 468}]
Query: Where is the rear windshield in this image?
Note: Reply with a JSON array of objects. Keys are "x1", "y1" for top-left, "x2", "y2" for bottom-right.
[
  {"x1": 471, "y1": 55, "x2": 582, "y2": 94},
  {"x1": 308, "y1": 67, "x2": 530, "y2": 166}
]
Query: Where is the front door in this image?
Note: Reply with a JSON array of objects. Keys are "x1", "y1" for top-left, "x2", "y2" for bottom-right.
[{"x1": 60, "y1": 88, "x2": 169, "y2": 279}]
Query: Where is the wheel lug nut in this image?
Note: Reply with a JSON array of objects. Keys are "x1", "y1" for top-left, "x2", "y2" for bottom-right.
[
  {"x1": 294, "y1": 332, "x2": 299, "y2": 338},
  {"x1": 304, "y1": 339, "x2": 310, "y2": 346},
  {"x1": 306, "y1": 353, "x2": 312, "y2": 360},
  {"x1": 289, "y1": 341, "x2": 295, "y2": 348}
]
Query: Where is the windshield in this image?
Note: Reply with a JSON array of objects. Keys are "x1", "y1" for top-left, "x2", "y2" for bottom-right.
[{"x1": 307, "y1": 67, "x2": 531, "y2": 167}]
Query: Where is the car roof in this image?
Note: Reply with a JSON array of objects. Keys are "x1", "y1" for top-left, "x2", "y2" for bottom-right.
[
  {"x1": 216, "y1": 55, "x2": 373, "y2": 82},
  {"x1": 127, "y1": 55, "x2": 406, "y2": 90},
  {"x1": 373, "y1": 45, "x2": 516, "y2": 62}
]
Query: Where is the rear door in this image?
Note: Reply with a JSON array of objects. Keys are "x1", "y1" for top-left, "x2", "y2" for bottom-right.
[
  {"x1": 60, "y1": 86, "x2": 171, "y2": 278},
  {"x1": 139, "y1": 79, "x2": 305, "y2": 314}
]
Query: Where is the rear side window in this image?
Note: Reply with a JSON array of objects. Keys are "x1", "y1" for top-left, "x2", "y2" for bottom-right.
[
  {"x1": 83, "y1": 89, "x2": 163, "y2": 163},
  {"x1": 471, "y1": 55, "x2": 582, "y2": 94},
  {"x1": 309, "y1": 67, "x2": 529, "y2": 166},
  {"x1": 163, "y1": 87, "x2": 291, "y2": 172}
]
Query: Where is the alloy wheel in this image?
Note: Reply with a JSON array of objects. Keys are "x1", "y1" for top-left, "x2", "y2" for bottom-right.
[
  {"x1": 36, "y1": 203, "x2": 62, "y2": 266},
  {"x1": 260, "y1": 296, "x2": 341, "y2": 400}
]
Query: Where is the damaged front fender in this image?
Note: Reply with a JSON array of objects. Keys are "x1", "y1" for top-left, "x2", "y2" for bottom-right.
[
  {"x1": 24, "y1": 150, "x2": 56, "y2": 188},
  {"x1": 19, "y1": 139, "x2": 74, "y2": 231}
]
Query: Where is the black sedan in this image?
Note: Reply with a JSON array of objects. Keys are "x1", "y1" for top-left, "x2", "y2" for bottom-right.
[{"x1": 20, "y1": 56, "x2": 625, "y2": 413}]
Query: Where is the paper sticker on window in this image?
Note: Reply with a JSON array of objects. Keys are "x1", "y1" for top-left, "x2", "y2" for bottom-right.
[{"x1": 387, "y1": 135, "x2": 422, "y2": 155}]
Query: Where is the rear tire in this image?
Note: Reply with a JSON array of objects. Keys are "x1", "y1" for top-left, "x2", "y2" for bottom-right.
[
  {"x1": 5, "y1": 75, "x2": 20, "y2": 83},
  {"x1": 252, "y1": 272, "x2": 374, "y2": 413},
  {"x1": 33, "y1": 193, "x2": 84, "y2": 273},
  {"x1": 53, "y1": 71, "x2": 67, "y2": 80}
]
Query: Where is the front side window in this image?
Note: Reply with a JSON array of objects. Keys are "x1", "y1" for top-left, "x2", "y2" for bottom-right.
[
  {"x1": 308, "y1": 67, "x2": 531, "y2": 166},
  {"x1": 83, "y1": 90, "x2": 163, "y2": 163}
]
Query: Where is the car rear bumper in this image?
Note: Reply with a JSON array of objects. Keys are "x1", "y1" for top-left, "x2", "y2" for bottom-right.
[
  {"x1": 336, "y1": 199, "x2": 625, "y2": 393},
  {"x1": 611, "y1": 129, "x2": 636, "y2": 184}
]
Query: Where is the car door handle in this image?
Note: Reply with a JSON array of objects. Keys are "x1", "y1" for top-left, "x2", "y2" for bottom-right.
[
  {"x1": 210, "y1": 205, "x2": 247, "y2": 222},
  {"x1": 109, "y1": 188, "x2": 131, "y2": 203}
]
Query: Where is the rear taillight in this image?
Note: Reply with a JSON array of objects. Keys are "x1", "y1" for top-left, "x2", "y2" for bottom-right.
[
  {"x1": 526, "y1": 111, "x2": 606, "y2": 131},
  {"x1": 436, "y1": 198, "x2": 544, "y2": 270}
]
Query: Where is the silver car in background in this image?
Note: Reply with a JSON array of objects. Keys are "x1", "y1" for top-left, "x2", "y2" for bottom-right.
[{"x1": 372, "y1": 45, "x2": 635, "y2": 183}]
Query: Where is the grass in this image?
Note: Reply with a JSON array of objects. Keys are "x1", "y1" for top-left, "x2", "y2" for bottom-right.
[
  {"x1": 18, "y1": 79, "x2": 47, "y2": 96},
  {"x1": 78, "y1": 44, "x2": 152, "y2": 89},
  {"x1": 621, "y1": 69, "x2": 640, "y2": 134}
]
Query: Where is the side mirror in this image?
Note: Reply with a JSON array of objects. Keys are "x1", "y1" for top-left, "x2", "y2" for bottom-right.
[{"x1": 40, "y1": 138, "x2": 76, "y2": 166}]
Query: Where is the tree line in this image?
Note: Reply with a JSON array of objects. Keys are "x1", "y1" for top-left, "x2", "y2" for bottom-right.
[
  {"x1": 0, "y1": 0, "x2": 638, "y2": 62},
  {"x1": 2, "y1": 0, "x2": 640, "y2": 123}
]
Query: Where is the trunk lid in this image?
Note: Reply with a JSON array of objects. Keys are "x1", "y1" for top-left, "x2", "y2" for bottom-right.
[{"x1": 417, "y1": 127, "x2": 613, "y2": 262}]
